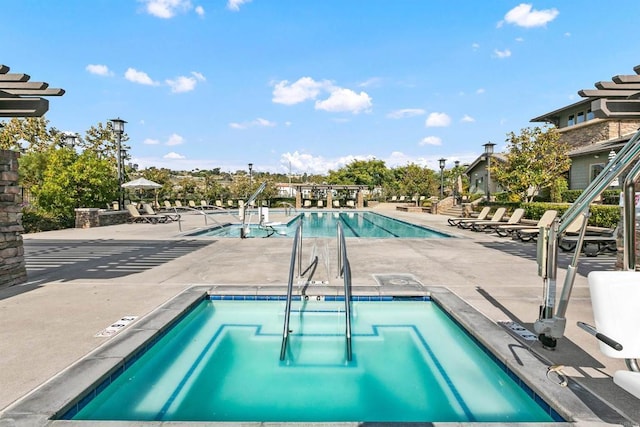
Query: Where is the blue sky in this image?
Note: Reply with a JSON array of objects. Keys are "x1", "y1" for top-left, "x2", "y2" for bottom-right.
[{"x1": 3, "y1": 1, "x2": 640, "y2": 175}]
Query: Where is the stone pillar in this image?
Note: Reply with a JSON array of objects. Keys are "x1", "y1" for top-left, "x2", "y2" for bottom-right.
[
  {"x1": 295, "y1": 189, "x2": 302, "y2": 209},
  {"x1": 0, "y1": 150, "x2": 27, "y2": 289},
  {"x1": 356, "y1": 190, "x2": 364, "y2": 209},
  {"x1": 75, "y1": 208, "x2": 100, "y2": 228}
]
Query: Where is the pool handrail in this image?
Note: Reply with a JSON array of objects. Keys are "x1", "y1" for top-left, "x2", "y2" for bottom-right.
[
  {"x1": 280, "y1": 219, "x2": 302, "y2": 360},
  {"x1": 337, "y1": 222, "x2": 353, "y2": 361},
  {"x1": 170, "y1": 205, "x2": 238, "y2": 232}
]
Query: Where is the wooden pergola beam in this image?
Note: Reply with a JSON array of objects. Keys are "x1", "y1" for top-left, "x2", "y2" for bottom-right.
[{"x1": 0, "y1": 65, "x2": 64, "y2": 118}]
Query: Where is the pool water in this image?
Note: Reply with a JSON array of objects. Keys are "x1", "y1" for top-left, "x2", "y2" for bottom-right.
[
  {"x1": 194, "y1": 211, "x2": 450, "y2": 238},
  {"x1": 68, "y1": 299, "x2": 556, "y2": 423}
]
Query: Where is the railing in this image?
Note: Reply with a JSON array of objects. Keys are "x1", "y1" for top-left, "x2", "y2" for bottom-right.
[
  {"x1": 280, "y1": 220, "x2": 302, "y2": 361},
  {"x1": 279, "y1": 220, "x2": 353, "y2": 362},
  {"x1": 171, "y1": 205, "x2": 238, "y2": 232},
  {"x1": 534, "y1": 127, "x2": 640, "y2": 349},
  {"x1": 280, "y1": 202, "x2": 297, "y2": 216},
  {"x1": 337, "y1": 222, "x2": 353, "y2": 361},
  {"x1": 241, "y1": 182, "x2": 267, "y2": 238}
]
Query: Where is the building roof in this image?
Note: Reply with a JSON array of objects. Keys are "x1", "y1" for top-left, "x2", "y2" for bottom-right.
[
  {"x1": 463, "y1": 153, "x2": 506, "y2": 175},
  {"x1": 0, "y1": 65, "x2": 65, "y2": 117},
  {"x1": 567, "y1": 134, "x2": 632, "y2": 157},
  {"x1": 530, "y1": 98, "x2": 591, "y2": 124}
]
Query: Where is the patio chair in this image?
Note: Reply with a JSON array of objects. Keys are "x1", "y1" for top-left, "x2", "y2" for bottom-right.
[
  {"x1": 346, "y1": 200, "x2": 356, "y2": 209},
  {"x1": 559, "y1": 225, "x2": 618, "y2": 257},
  {"x1": 390, "y1": 196, "x2": 397, "y2": 202},
  {"x1": 163, "y1": 200, "x2": 172, "y2": 210},
  {"x1": 516, "y1": 211, "x2": 584, "y2": 242},
  {"x1": 303, "y1": 200, "x2": 312, "y2": 208},
  {"x1": 174, "y1": 200, "x2": 183, "y2": 208},
  {"x1": 458, "y1": 207, "x2": 506, "y2": 229},
  {"x1": 333, "y1": 200, "x2": 341, "y2": 208},
  {"x1": 215, "y1": 200, "x2": 224, "y2": 208},
  {"x1": 317, "y1": 200, "x2": 324, "y2": 208},
  {"x1": 503, "y1": 210, "x2": 558, "y2": 240},
  {"x1": 495, "y1": 209, "x2": 557, "y2": 237},
  {"x1": 227, "y1": 200, "x2": 235, "y2": 208},
  {"x1": 188, "y1": 200, "x2": 198, "y2": 209},
  {"x1": 583, "y1": 271, "x2": 640, "y2": 399},
  {"x1": 126, "y1": 204, "x2": 167, "y2": 224},
  {"x1": 447, "y1": 206, "x2": 491, "y2": 227},
  {"x1": 471, "y1": 208, "x2": 525, "y2": 232},
  {"x1": 143, "y1": 203, "x2": 180, "y2": 222}
]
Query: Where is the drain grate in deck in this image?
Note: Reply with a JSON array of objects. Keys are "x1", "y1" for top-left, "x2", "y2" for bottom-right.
[{"x1": 373, "y1": 274, "x2": 423, "y2": 287}]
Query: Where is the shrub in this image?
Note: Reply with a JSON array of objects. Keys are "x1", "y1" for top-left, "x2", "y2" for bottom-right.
[
  {"x1": 21, "y1": 208, "x2": 73, "y2": 233},
  {"x1": 521, "y1": 202, "x2": 620, "y2": 228}
]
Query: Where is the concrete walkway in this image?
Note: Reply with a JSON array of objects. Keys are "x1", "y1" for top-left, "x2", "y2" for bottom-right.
[{"x1": 0, "y1": 204, "x2": 638, "y2": 423}]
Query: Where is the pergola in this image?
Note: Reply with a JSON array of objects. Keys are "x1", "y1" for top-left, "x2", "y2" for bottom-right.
[
  {"x1": 294, "y1": 184, "x2": 367, "y2": 209},
  {"x1": 0, "y1": 64, "x2": 65, "y2": 117},
  {"x1": 579, "y1": 64, "x2": 640, "y2": 119}
]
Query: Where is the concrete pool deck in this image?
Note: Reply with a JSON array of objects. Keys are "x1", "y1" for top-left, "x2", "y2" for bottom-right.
[{"x1": 0, "y1": 203, "x2": 638, "y2": 424}]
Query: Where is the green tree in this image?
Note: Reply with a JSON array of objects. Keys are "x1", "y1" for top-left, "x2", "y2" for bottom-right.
[
  {"x1": 0, "y1": 117, "x2": 60, "y2": 152},
  {"x1": 392, "y1": 163, "x2": 438, "y2": 197},
  {"x1": 82, "y1": 121, "x2": 130, "y2": 161},
  {"x1": 491, "y1": 126, "x2": 570, "y2": 202},
  {"x1": 327, "y1": 159, "x2": 392, "y2": 188}
]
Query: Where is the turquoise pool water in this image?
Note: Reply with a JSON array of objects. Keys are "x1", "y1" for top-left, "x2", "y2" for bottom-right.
[
  {"x1": 67, "y1": 299, "x2": 557, "y2": 423},
  {"x1": 192, "y1": 211, "x2": 451, "y2": 238}
]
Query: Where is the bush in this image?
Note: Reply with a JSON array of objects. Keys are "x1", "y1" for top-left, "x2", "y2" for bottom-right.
[
  {"x1": 521, "y1": 202, "x2": 620, "y2": 228},
  {"x1": 21, "y1": 209, "x2": 73, "y2": 233}
]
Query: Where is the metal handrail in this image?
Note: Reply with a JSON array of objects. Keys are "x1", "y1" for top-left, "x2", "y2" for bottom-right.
[
  {"x1": 170, "y1": 205, "x2": 236, "y2": 232},
  {"x1": 337, "y1": 222, "x2": 353, "y2": 361},
  {"x1": 280, "y1": 220, "x2": 302, "y2": 361},
  {"x1": 534, "y1": 127, "x2": 640, "y2": 348}
]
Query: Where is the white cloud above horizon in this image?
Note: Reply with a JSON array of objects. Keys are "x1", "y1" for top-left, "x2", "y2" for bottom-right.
[
  {"x1": 420, "y1": 136, "x2": 442, "y2": 146},
  {"x1": 387, "y1": 108, "x2": 426, "y2": 119},
  {"x1": 86, "y1": 64, "x2": 113, "y2": 76},
  {"x1": 227, "y1": 0, "x2": 251, "y2": 11},
  {"x1": 425, "y1": 112, "x2": 451, "y2": 127},
  {"x1": 272, "y1": 77, "x2": 372, "y2": 114},
  {"x1": 493, "y1": 49, "x2": 512, "y2": 59},
  {"x1": 142, "y1": 0, "x2": 193, "y2": 18},
  {"x1": 499, "y1": 3, "x2": 559, "y2": 28},
  {"x1": 166, "y1": 71, "x2": 206, "y2": 93},
  {"x1": 124, "y1": 68, "x2": 158, "y2": 85},
  {"x1": 166, "y1": 133, "x2": 185, "y2": 146},
  {"x1": 229, "y1": 118, "x2": 277, "y2": 129},
  {"x1": 163, "y1": 151, "x2": 186, "y2": 159}
]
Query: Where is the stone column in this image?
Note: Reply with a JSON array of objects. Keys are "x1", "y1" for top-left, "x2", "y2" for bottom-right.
[{"x1": 0, "y1": 150, "x2": 27, "y2": 289}]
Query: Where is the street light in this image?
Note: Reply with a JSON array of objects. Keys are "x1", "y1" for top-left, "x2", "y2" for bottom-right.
[
  {"x1": 438, "y1": 158, "x2": 446, "y2": 199},
  {"x1": 110, "y1": 118, "x2": 127, "y2": 210},
  {"x1": 248, "y1": 163, "x2": 253, "y2": 187},
  {"x1": 483, "y1": 142, "x2": 495, "y2": 201},
  {"x1": 62, "y1": 132, "x2": 79, "y2": 148},
  {"x1": 454, "y1": 160, "x2": 460, "y2": 204}
]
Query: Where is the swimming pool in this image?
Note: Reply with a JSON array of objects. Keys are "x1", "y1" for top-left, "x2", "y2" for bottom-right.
[
  {"x1": 63, "y1": 297, "x2": 559, "y2": 423},
  {"x1": 191, "y1": 211, "x2": 451, "y2": 238}
]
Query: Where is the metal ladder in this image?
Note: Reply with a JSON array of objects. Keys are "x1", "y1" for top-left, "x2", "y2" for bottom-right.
[{"x1": 279, "y1": 221, "x2": 353, "y2": 361}]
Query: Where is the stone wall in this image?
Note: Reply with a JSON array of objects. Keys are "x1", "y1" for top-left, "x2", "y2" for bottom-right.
[
  {"x1": 0, "y1": 150, "x2": 27, "y2": 289},
  {"x1": 559, "y1": 119, "x2": 640, "y2": 149},
  {"x1": 74, "y1": 208, "x2": 129, "y2": 228}
]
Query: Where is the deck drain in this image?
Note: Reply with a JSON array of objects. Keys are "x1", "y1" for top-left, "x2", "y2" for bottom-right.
[
  {"x1": 498, "y1": 320, "x2": 538, "y2": 341},
  {"x1": 373, "y1": 274, "x2": 423, "y2": 287},
  {"x1": 95, "y1": 316, "x2": 138, "y2": 338}
]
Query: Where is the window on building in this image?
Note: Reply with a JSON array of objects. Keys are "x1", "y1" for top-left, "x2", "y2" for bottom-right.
[
  {"x1": 590, "y1": 163, "x2": 605, "y2": 182},
  {"x1": 587, "y1": 109, "x2": 594, "y2": 120},
  {"x1": 576, "y1": 111, "x2": 585, "y2": 124},
  {"x1": 568, "y1": 115, "x2": 575, "y2": 126}
]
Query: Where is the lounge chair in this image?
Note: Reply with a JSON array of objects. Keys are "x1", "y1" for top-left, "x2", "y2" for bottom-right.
[
  {"x1": 471, "y1": 208, "x2": 525, "y2": 232},
  {"x1": 227, "y1": 200, "x2": 235, "y2": 208},
  {"x1": 215, "y1": 200, "x2": 223, "y2": 208},
  {"x1": 303, "y1": 200, "x2": 312, "y2": 208},
  {"x1": 163, "y1": 200, "x2": 172, "y2": 210},
  {"x1": 501, "y1": 210, "x2": 558, "y2": 240},
  {"x1": 516, "y1": 212, "x2": 584, "y2": 242},
  {"x1": 447, "y1": 206, "x2": 491, "y2": 227},
  {"x1": 585, "y1": 271, "x2": 640, "y2": 399},
  {"x1": 390, "y1": 196, "x2": 397, "y2": 202},
  {"x1": 127, "y1": 204, "x2": 167, "y2": 224},
  {"x1": 559, "y1": 225, "x2": 618, "y2": 256},
  {"x1": 188, "y1": 200, "x2": 198, "y2": 209},
  {"x1": 346, "y1": 200, "x2": 355, "y2": 209},
  {"x1": 458, "y1": 207, "x2": 506, "y2": 229},
  {"x1": 333, "y1": 200, "x2": 341, "y2": 208},
  {"x1": 174, "y1": 200, "x2": 183, "y2": 208},
  {"x1": 317, "y1": 200, "x2": 324, "y2": 208},
  {"x1": 143, "y1": 203, "x2": 180, "y2": 222}
]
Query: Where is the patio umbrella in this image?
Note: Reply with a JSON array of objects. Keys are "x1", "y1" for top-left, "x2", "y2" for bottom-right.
[{"x1": 121, "y1": 178, "x2": 162, "y2": 205}]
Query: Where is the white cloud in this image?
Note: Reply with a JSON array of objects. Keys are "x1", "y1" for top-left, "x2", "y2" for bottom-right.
[
  {"x1": 124, "y1": 68, "x2": 158, "y2": 85},
  {"x1": 166, "y1": 133, "x2": 185, "y2": 146},
  {"x1": 471, "y1": 42, "x2": 480, "y2": 50},
  {"x1": 493, "y1": 49, "x2": 512, "y2": 59},
  {"x1": 195, "y1": 5, "x2": 204, "y2": 16},
  {"x1": 229, "y1": 118, "x2": 277, "y2": 129},
  {"x1": 163, "y1": 152, "x2": 186, "y2": 159},
  {"x1": 358, "y1": 77, "x2": 382, "y2": 88},
  {"x1": 165, "y1": 72, "x2": 205, "y2": 93},
  {"x1": 425, "y1": 112, "x2": 451, "y2": 127},
  {"x1": 142, "y1": 0, "x2": 193, "y2": 18},
  {"x1": 315, "y1": 88, "x2": 372, "y2": 114},
  {"x1": 515, "y1": 37, "x2": 524, "y2": 42},
  {"x1": 86, "y1": 64, "x2": 112, "y2": 76},
  {"x1": 227, "y1": 0, "x2": 251, "y2": 11},
  {"x1": 502, "y1": 3, "x2": 559, "y2": 28},
  {"x1": 280, "y1": 151, "x2": 376, "y2": 175},
  {"x1": 420, "y1": 136, "x2": 442, "y2": 146},
  {"x1": 461, "y1": 115, "x2": 475, "y2": 123},
  {"x1": 272, "y1": 77, "x2": 331, "y2": 105},
  {"x1": 476, "y1": 88, "x2": 485, "y2": 94},
  {"x1": 387, "y1": 108, "x2": 426, "y2": 119},
  {"x1": 143, "y1": 138, "x2": 160, "y2": 145}
]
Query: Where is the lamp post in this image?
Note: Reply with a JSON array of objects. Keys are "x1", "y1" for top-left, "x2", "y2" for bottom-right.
[
  {"x1": 438, "y1": 158, "x2": 446, "y2": 199},
  {"x1": 609, "y1": 150, "x2": 619, "y2": 187},
  {"x1": 248, "y1": 162, "x2": 253, "y2": 187},
  {"x1": 62, "y1": 132, "x2": 78, "y2": 148},
  {"x1": 110, "y1": 118, "x2": 126, "y2": 209},
  {"x1": 483, "y1": 142, "x2": 495, "y2": 201},
  {"x1": 453, "y1": 160, "x2": 460, "y2": 204}
]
